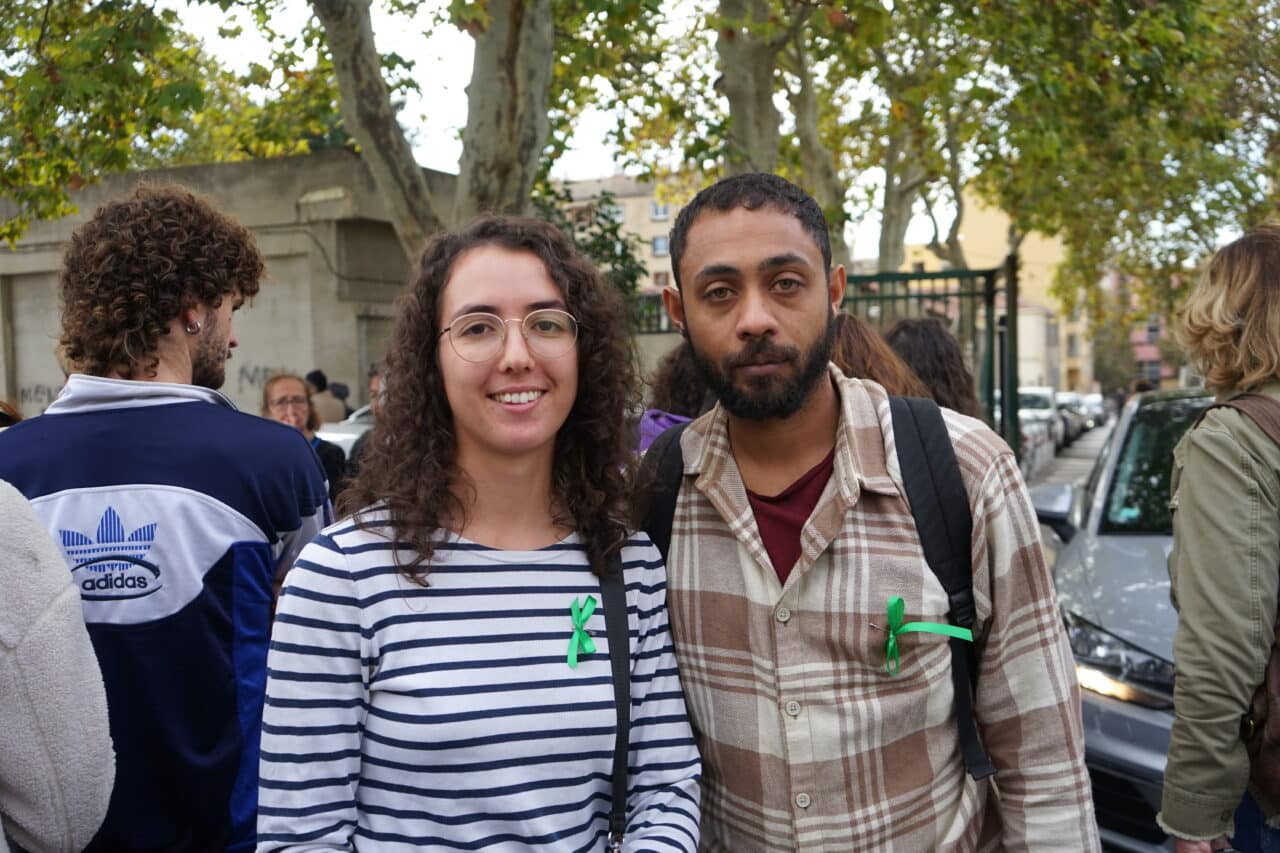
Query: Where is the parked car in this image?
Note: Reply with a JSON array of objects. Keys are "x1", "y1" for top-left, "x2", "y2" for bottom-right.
[
  {"x1": 1031, "y1": 388, "x2": 1213, "y2": 852},
  {"x1": 1056, "y1": 391, "x2": 1089, "y2": 444},
  {"x1": 314, "y1": 404, "x2": 373, "y2": 459},
  {"x1": 1019, "y1": 385, "x2": 1065, "y2": 451},
  {"x1": 1083, "y1": 392, "x2": 1109, "y2": 428}
]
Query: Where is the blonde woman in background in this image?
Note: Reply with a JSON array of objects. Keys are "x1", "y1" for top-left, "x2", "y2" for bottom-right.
[{"x1": 1160, "y1": 223, "x2": 1280, "y2": 852}]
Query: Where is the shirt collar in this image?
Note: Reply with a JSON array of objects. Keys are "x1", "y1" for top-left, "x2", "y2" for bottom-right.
[{"x1": 44, "y1": 374, "x2": 239, "y2": 415}]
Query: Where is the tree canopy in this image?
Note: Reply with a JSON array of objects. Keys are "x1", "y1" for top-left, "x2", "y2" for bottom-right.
[{"x1": 2, "y1": 0, "x2": 1276, "y2": 320}]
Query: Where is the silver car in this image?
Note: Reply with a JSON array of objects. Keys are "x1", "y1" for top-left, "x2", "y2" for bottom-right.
[{"x1": 1031, "y1": 388, "x2": 1213, "y2": 852}]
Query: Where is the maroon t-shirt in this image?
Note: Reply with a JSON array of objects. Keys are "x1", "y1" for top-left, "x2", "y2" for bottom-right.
[{"x1": 745, "y1": 446, "x2": 837, "y2": 585}]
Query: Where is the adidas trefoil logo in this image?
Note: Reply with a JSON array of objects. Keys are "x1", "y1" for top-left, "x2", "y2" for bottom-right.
[{"x1": 61, "y1": 507, "x2": 162, "y2": 600}]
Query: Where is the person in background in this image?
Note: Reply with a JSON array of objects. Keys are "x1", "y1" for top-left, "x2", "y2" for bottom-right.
[
  {"x1": 344, "y1": 362, "x2": 384, "y2": 481},
  {"x1": 305, "y1": 368, "x2": 346, "y2": 424},
  {"x1": 0, "y1": 183, "x2": 329, "y2": 852},
  {"x1": 637, "y1": 311, "x2": 927, "y2": 452},
  {"x1": 835, "y1": 311, "x2": 930, "y2": 399},
  {"x1": 0, "y1": 479, "x2": 114, "y2": 853},
  {"x1": 0, "y1": 402, "x2": 19, "y2": 427},
  {"x1": 257, "y1": 216, "x2": 700, "y2": 850},
  {"x1": 328, "y1": 381, "x2": 354, "y2": 418},
  {"x1": 1159, "y1": 223, "x2": 1280, "y2": 852},
  {"x1": 261, "y1": 373, "x2": 346, "y2": 502},
  {"x1": 884, "y1": 316, "x2": 981, "y2": 417}
]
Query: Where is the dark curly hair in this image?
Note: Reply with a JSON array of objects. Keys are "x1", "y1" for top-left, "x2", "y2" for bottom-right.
[
  {"x1": 833, "y1": 312, "x2": 930, "y2": 398},
  {"x1": 646, "y1": 342, "x2": 712, "y2": 418},
  {"x1": 58, "y1": 183, "x2": 263, "y2": 379},
  {"x1": 338, "y1": 216, "x2": 640, "y2": 582},
  {"x1": 884, "y1": 317, "x2": 980, "y2": 417}
]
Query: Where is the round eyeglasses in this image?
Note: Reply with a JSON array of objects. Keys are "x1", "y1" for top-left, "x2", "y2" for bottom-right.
[{"x1": 439, "y1": 308, "x2": 579, "y2": 363}]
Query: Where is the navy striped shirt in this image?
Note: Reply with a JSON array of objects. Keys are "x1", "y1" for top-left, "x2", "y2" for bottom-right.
[{"x1": 257, "y1": 514, "x2": 701, "y2": 851}]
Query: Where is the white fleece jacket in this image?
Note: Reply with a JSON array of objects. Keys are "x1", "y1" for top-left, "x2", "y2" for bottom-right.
[{"x1": 0, "y1": 480, "x2": 113, "y2": 853}]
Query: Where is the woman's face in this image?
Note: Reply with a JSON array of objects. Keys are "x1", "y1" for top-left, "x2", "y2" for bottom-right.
[
  {"x1": 265, "y1": 377, "x2": 311, "y2": 433},
  {"x1": 436, "y1": 245, "x2": 579, "y2": 470}
]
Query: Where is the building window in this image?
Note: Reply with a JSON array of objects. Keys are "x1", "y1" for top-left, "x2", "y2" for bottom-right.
[
  {"x1": 1145, "y1": 360, "x2": 1162, "y2": 382},
  {"x1": 652, "y1": 236, "x2": 670, "y2": 257},
  {"x1": 650, "y1": 201, "x2": 670, "y2": 221},
  {"x1": 653, "y1": 271, "x2": 670, "y2": 290},
  {"x1": 601, "y1": 202, "x2": 624, "y2": 223},
  {"x1": 1146, "y1": 315, "x2": 1160, "y2": 344},
  {"x1": 1067, "y1": 333, "x2": 1079, "y2": 358}
]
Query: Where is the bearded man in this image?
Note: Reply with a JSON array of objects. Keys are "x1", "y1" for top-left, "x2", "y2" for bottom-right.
[
  {"x1": 646, "y1": 173, "x2": 1098, "y2": 851},
  {"x1": 0, "y1": 184, "x2": 329, "y2": 852}
]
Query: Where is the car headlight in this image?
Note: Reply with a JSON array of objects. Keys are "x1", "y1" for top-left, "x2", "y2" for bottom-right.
[{"x1": 1063, "y1": 610, "x2": 1174, "y2": 710}]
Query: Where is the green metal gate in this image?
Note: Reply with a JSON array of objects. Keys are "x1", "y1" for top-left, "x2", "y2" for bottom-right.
[{"x1": 839, "y1": 256, "x2": 1020, "y2": 456}]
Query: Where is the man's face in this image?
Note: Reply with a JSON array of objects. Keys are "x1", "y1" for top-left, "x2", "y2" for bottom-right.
[
  {"x1": 191, "y1": 289, "x2": 242, "y2": 390},
  {"x1": 665, "y1": 206, "x2": 843, "y2": 421}
]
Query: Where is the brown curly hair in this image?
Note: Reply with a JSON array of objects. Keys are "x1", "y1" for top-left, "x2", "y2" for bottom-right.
[
  {"x1": 646, "y1": 342, "x2": 712, "y2": 418},
  {"x1": 58, "y1": 183, "x2": 263, "y2": 378},
  {"x1": 338, "y1": 216, "x2": 640, "y2": 582}
]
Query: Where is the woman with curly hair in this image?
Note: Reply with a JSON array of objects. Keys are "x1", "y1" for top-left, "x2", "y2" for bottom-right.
[
  {"x1": 1159, "y1": 223, "x2": 1280, "y2": 853},
  {"x1": 257, "y1": 217, "x2": 701, "y2": 850}
]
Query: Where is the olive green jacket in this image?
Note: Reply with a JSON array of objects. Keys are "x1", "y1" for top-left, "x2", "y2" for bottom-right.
[{"x1": 1158, "y1": 381, "x2": 1280, "y2": 840}]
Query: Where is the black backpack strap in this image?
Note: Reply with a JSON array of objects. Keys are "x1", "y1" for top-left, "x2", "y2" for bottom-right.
[
  {"x1": 601, "y1": 551, "x2": 631, "y2": 851},
  {"x1": 639, "y1": 422, "x2": 690, "y2": 564},
  {"x1": 889, "y1": 396, "x2": 996, "y2": 781}
]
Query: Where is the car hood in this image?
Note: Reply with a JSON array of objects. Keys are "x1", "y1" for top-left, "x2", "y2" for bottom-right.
[{"x1": 1053, "y1": 532, "x2": 1176, "y2": 661}]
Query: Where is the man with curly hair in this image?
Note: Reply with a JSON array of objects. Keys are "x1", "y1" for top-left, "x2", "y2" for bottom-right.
[
  {"x1": 0, "y1": 183, "x2": 331, "y2": 852},
  {"x1": 643, "y1": 173, "x2": 1097, "y2": 850}
]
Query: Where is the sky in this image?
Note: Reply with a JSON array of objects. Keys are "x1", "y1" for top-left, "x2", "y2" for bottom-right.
[{"x1": 173, "y1": 0, "x2": 622, "y2": 180}]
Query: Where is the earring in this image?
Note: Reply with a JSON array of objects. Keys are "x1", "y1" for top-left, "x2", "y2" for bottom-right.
[{"x1": 185, "y1": 320, "x2": 202, "y2": 335}]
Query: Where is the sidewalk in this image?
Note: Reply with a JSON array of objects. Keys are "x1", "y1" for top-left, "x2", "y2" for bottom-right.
[{"x1": 1029, "y1": 423, "x2": 1113, "y2": 487}]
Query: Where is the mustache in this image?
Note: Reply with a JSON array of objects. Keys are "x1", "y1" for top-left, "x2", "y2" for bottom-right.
[{"x1": 726, "y1": 338, "x2": 800, "y2": 369}]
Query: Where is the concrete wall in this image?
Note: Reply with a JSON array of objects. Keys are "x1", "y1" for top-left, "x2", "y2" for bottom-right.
[{"x1": 0, "y1": 151, "x2": 420, "y2": 417}]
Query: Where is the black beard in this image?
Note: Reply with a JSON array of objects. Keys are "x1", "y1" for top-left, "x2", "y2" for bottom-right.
[{"x1": 689, "y1": 313, "x2": 835, "y2": 421}]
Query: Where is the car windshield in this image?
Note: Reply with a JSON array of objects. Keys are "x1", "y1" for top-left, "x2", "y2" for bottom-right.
[
  {"x1": 1019, "y1": 392, "x2": 1052, "y2": 409},
  {"x1": 1101, "y1": 397, "x2": 1211, "y2": 534}
]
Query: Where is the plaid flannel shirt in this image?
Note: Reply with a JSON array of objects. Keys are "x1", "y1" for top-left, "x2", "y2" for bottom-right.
[{"x1": 664, "y1": 367, "x2": 1098, "y2": 851}]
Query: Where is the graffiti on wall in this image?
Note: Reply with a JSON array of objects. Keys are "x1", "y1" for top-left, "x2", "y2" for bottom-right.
[
  {"x1": 237, "y1": 364, "x2": 289, "y2": 396},
  {"x1": 17, "y1": 383, "x2": 60, "y2": 415}
]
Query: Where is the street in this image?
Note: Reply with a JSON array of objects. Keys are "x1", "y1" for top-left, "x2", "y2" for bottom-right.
[{"x1": 1030, "y1": 421, "x2": 1113, "y2": 488}]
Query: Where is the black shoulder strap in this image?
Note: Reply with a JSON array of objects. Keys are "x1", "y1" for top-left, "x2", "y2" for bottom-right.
[
  {"x1": 640, "y1": 422, "x2": 690, "y2": 564},
  {"x1": 889, "y1": 396, "x2": 996, "y2": 781},
  {"x1": 601, "y1": 551, "x2": 630, "y2": 851}
]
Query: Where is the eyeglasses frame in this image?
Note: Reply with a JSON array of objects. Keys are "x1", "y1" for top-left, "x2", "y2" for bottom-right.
[{"x1": 438, "y1": 308, "x2": 580, "y2": 363}]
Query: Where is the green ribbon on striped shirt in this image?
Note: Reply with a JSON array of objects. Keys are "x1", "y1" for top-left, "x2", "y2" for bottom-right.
[
  {"x1": 884, "y1": 595, "x2": 973, "y2": 675},
  {"x1": 567, "y1": 595, "x2": 598, "y2": 669}
]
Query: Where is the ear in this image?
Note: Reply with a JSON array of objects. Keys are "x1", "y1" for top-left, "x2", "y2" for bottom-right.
[
  {"x1": 661, "y1": 285, "x2": 687, "y2": 336},
  {"x1": 828, "y1": 264, "x2": 847, "y2": 313},
  {"x1": 180, "y1": 302, "x2": 203, "y2": 333}
]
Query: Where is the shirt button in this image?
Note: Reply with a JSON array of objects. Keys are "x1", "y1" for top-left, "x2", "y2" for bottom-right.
[
  {"x1": 785, "y1": 700, "x2": 801, "y2": 717},
  {"x1": 776, "y1": 607, "x2": 792, "y2": 623},
  {"x1": 795, "y1": 792, "x2": 811, "y2": 809}
]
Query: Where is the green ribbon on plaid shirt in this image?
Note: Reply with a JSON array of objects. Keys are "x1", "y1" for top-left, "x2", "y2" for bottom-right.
[{"x1": 884, "y1": 595, "x2": 973, "y2": 675}]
